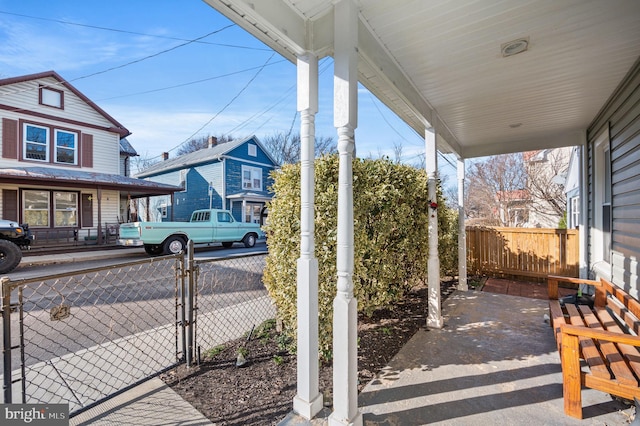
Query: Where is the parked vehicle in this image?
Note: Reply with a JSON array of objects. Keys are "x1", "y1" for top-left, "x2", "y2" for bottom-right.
[
  {"x1": 0, "y1": 219, "x2": 34, "y2": 273},
  {"x1": 117, "y1": 209, "x2": 264, "y2": 255}
]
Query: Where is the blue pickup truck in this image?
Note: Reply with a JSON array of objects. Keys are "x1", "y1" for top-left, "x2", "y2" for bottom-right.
[{"x1": 117, "y1": 209, "x2": 264, "y2": 255}]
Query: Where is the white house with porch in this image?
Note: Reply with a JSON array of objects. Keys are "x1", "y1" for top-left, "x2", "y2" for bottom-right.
[{"x1": 202, "y1": 1, "x2": 640, "y2": 424}]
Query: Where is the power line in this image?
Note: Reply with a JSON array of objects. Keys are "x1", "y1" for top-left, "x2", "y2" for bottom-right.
[
  {"x1": 96, "y1": 60, "x2": 287, "y2": 101},
  {"x1": 69, "y1": 26, "x2": 234, "y2": 83},
  {"x1": 0, "y1": 10, "x2": 270, "y2": 51},
  {"x1": 147, "y1": 51, "x2": 277, "y2": 161}
]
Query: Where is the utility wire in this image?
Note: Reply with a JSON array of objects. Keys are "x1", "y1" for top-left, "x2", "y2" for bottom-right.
[
  {"x1": 151, "y1": 52, "x2": 277, "y2": 161},
  {"x1": 69, "y1": 26, "x2": 234, "y2": 83},
  {"x1": 0, "y1": 10, "x2": 270, "y2": 51},
  {"x1": 0, "y1": 25, "x2": 236, "y2": 98},
  {"x1": 96, "y1": 59, "x2": 287, "y2": 101}
]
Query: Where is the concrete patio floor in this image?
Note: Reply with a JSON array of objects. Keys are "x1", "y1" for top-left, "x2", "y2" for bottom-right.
[{"x1": 357, "y1": 286, "x2": 635, "y2": 425}]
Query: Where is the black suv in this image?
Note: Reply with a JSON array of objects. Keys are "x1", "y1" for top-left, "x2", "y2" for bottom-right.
[{"x1": 0, "y1": 219, "x2": 34, "y2": 274}]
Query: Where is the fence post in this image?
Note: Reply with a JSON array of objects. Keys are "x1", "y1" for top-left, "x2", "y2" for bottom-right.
[
  {"x1": 186, "y1": 240, "x2": 195, "y2": 367},
  {"x1": 2, "y1": 277, "x2": 12, "y2": 403}
]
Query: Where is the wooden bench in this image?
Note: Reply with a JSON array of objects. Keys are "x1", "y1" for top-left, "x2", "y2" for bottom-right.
[{"x1": 548, "y1": 275, "x2": 640, "y2": 419}]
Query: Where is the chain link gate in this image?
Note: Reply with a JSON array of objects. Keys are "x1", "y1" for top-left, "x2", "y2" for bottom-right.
[
  {"x1": 188, "y1": 247, "x2": 273, "y2": 364},
  {"x1": 1, "y1": 254, "x2": 186, "y2": 415}
]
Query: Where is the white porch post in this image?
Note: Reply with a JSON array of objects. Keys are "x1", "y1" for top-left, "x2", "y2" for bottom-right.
[
  {"x1": 426, "y1": 129, "x2": 443, "y2": 329},
  {"x1": 293, "y1": 53, "x2": 323, "y2": 419},
  {"x1": 457, "y1": 157, "x2": 468, "y2": 291},
  {"x1": 330, "y1": 0, "x2": 362, "y2": 425},
  {"x1": 579, "y1": 141, "x2": 589, "y2": 279}
]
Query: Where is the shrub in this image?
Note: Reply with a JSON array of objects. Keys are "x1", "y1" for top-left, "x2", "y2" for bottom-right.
[{"x1": 263, "y1": 155, "x2": 457, "y2": 358}]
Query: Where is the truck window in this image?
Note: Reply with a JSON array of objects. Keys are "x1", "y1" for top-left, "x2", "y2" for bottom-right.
[
  {"x1": 192, "y1": 211, "x2": 210, "y2": 222},
  {"x1": 217, "y1": 212, "x2": 232, "y2": 223}
]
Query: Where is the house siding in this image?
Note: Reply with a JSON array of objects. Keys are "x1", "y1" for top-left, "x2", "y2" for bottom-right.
[
  {"x1": 587, "y1": 58, "x2": 640, "y2": 297},
  {"x1": 0, "y1": 72, "x2": 139, "y2": 247}
]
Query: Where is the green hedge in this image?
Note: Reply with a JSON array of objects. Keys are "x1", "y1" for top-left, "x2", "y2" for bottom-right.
[{"x1": 263, "y1": 155, "x2": 458, "y2": 358}]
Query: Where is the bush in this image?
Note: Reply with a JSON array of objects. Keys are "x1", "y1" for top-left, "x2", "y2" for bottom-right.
[{"x1": 263, "y1": 155, "x2": 457, "y2": 358}]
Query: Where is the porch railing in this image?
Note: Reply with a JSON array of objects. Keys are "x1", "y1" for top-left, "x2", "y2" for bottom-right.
[{"x1": 466, "y1": 226, "x2": 579, "y2": 280}]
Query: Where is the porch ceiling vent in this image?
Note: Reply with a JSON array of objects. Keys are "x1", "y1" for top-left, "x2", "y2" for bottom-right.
[{"x1": 501, "y1": 38, "x2": 529, "y2": 57}]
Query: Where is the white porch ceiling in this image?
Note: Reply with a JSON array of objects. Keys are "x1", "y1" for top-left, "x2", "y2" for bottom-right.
[{"x1": 203, "y1": 0, "x2": 640, "y2": 158}]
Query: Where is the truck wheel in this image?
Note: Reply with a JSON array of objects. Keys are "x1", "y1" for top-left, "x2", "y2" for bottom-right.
[
  {"x1": 243, "y1": 233, "x2": 257, "y2": 248},
  {"x1": 144, "y1": 244, "x2": 164, "y2": 256},
  {"x1": 164, "y1": 236, "x2": 186, "y2": 255},
  {"x1": 222, "y1": 242, "x2": 233, "y2": 248},
  {"x1": 0, "y1": 240, "x2": 22, "y2": 274}
]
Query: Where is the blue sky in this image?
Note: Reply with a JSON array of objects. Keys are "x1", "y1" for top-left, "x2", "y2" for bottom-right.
[{"x1": 0, "y1": 0, "x2": 456, "y2": 178}]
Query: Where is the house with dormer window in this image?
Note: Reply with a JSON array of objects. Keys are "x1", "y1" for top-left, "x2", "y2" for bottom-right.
[
  {"x1": 135, "y1": 135, "x2": 278, "y2": 223},
  {"x1": 0, "y1": 71, "x2": 180, "y2": 246}
]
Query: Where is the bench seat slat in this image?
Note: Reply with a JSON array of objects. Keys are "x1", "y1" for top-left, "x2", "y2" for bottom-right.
[
  {"x1": 595, "y1": 306, "x2": 640, "y2": 381},
  {"x1": 564, "y1": 304, "x2": 610, "y2": 379},
  {"x1": 579, "y1": 305, "x2": 637, "y2": 386}
]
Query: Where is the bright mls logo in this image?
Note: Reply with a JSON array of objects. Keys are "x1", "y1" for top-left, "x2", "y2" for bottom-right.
[{"x1": 2, "y1": 404, "x2": 68, "y2": 425}]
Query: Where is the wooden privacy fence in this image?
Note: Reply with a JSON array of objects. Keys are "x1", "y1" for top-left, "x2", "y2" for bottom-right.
[{"x1": 466, "y1": 226, "x2": 579, "y2": 280}]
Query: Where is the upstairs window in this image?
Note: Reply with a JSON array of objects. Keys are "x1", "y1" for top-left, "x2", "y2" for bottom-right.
[
  {"x1": 55, "y1": 130, "x2": 77, "y2": 164},
  {"x1": 242, "y1": 165, "x2": 262, "y2": 190},
  {"x1": 40, "y1": 86, "x2": 63, "y2": 108},
  {"x1": 24, "y1": 124, "x2": 49, "y2": 161},
  {"x1": 248, "y1": 144, "x2": 257, "y2": 157},
  {"x1": 22, "y1": 122, "x2": 79, "y2": 165}
]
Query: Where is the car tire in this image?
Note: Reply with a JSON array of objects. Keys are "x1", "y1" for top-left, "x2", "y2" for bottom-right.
[
  {"x1": 0, "y1": 239, "x2": 22, "y2": 274},
  {"x1": 243, "y1": 233, "x2": 256, "y2": 248},
  {"x1": 163, "y1": 236, "x2": 186, "y2": 255}
]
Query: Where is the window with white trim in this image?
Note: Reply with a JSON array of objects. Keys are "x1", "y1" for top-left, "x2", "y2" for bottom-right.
[
  {"x1": 248, "y1": 144, "x2": 257, "y2": 157},
  {"x1": 242, "y1": 165, "x2": 262, "y2": 190},
  {"x1": 55, "y1": 129, "x2": 77, "y2": 164},
  {"x1": 24, "y1": 124, "x2": 49, "y2": 161},
  {"x1": 23, "y1": 123, "x2": 79, "y2": 165},
  {"x1": 570, "y1": 196, "x2": 580, "y2": 229}
]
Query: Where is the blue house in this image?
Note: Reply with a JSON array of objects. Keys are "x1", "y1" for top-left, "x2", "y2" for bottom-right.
[{"x1": 135, "y1": 135, "x2": 278, "y2": 223}]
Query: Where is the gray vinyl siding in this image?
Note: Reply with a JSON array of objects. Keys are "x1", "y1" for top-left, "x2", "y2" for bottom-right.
[{"x1": 587, "y1": 57, "x2": 640, "y2": 296}]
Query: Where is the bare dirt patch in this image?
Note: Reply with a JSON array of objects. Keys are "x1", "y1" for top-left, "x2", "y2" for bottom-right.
[{"x1": 161, "y1": 279, "x2": 458, "y2": 425}]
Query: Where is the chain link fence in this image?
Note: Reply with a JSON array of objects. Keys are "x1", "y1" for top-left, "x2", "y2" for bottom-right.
[
  {"x1": 1, "y1": 249, "x2": 271, "y2": 416},
  {"x1": 192, "y1": 253, "x2": 274, "y2": 361}
]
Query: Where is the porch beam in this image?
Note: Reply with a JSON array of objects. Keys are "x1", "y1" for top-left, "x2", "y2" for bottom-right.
[
  {"x1": 330, "y1": 0, "x2": 362, "y2": 425},
  {"x1": 457, "y1": 157, "x2": 468, "y2": 291},
  {"x1": 293, "y1": 53, "x2": 323, "y2": 420},
  {"x1": 426, "y1": 129, "x2": 443, "y2": 329}
]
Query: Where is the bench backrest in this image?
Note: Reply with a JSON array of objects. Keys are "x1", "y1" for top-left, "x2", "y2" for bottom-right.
[{"x1": 599, "y1": 278, "x2": 640, "y2": 335}]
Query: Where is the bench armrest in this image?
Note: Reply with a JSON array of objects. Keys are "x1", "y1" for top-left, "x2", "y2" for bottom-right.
[
  {"x1": 547, "y1": 275, "x2": 600, "y2": 300},
  {"x1": 560, "y1": 324, "x2": 640, "y2": 347}
]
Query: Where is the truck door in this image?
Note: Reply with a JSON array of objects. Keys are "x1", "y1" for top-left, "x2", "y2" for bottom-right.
[{"x1": 215, "y1": 211, "x2": 238, "y2": 241}]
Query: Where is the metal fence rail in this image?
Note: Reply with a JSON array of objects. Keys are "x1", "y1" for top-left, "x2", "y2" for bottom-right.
[{"x1": 1, "y1": 255, "x2": 184, "y2": 415}]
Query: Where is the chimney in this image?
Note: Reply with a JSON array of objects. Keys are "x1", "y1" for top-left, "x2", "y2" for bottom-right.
[
  {"x1": 208, "y1": 136, "x2": 218, "y2": 148},
  {"x1": 162, "y1": 152, "x2": 169, "y2": 161}
]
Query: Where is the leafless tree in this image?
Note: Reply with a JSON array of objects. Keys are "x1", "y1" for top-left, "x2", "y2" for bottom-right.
[
  {"x1": 524, "y1": 148, "x2": 570, "y2": 227},
  {"x1": 262, "y1": 132, "x2": 337, "y2": 165},
  {"x1": 176, "y1": 134, "x2": 233, "y2": 156},
  {"x1": 465, "y1": 153, "x2": 528, "y2": 227}
]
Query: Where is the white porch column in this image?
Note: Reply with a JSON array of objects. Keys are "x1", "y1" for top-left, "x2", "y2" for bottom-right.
[
  {"x1": 293, "y1": 53, "x2": 323, "y2": 419},
  {"x1": 579, "y1": 142, "x2": 589, "y2": 279},
  {"x1": 330, "y1": 1, "x2": 362, "y2": 425},
  {"x1": 457, "y1": 157, "x2": 468, "y2": 291},
  {"x1": 426, "y1": 129, "x2": 443, "y2": 329}
]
